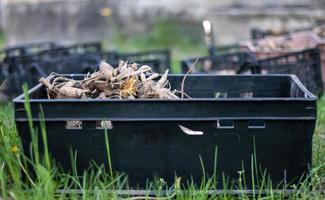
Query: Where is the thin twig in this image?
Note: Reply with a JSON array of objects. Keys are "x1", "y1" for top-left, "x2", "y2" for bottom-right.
[{"x1": 181, "y1": 58, "x2": 199, "y2": 99}]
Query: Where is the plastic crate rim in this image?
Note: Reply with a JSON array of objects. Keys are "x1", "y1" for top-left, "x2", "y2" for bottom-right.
[{"x1": 13, "y1": 74, "x2": 316, "y2": 103}]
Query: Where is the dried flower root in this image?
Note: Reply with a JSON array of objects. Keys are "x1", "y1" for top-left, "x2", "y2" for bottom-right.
[{"x1": 39, "y1": 60, "x2": 189, "y2": 100}]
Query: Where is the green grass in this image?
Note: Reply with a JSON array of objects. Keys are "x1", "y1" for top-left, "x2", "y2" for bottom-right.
[
  {"x1": 0, "y1": 32, "x2": 5, "y2": 49},
  {"x1": 0, "y1": 92, "x2": 324, "y2": 199}
]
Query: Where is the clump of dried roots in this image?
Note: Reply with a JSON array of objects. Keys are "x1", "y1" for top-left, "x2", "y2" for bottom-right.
[{"x1": 39, "y1": 61, "x2": 185, "y2": 100}]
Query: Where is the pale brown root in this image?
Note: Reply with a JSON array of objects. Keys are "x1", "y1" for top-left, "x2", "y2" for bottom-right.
[
  {"x1": 63, "y1": 80, "x2": 77, "y2": 88},
  {"x1": 58, "y1": 87, "x2": 88, "y2": 98},
  {"x1": 147, "y1": 73, "x2": 159, "y2": 81},
  {"x1": 156, "y1": 70, "x2": 169, "y2": 89},
  {"x1": 93, "y1": 80, "x2": 108, "y2": 92},
  {"x1": 140, "y1": 72, "x2": 147, "y2": 84},
  {"x1": 39, "y1": 77, "x2": 53, "y2": 89},
  {"x1": 99, "y1": 60, "x2": 114, "y2": 81}
]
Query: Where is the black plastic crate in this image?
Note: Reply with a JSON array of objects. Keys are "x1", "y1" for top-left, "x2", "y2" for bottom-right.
[
  {"x1": 4, "y1": 42, "x2": 102, "y2": 67},
  {"x1": 256, "y1": 48, "x2": 323, "y2": 95},
  {"x1": 2, "y1": 48, "x2": 170, "y2": 97},
  {"x1": 28, "y1": 54, "x2": 100, "y2": 83},
  {"x1": 3, "y1": 42, "x2": 58, "y2": 58},
  {"x1": 3, "y1": 54, "x2": 100, "y2": 97},
  {"x1": 14, "y1": 74, "x2": 316, "y2": 188},
  {"x1": 249, "y1": 25, "x2": 322, "y2": 40},
  {"x1": 183, "y1": 48, "x2": 323, "y2": 95},
  {"x1": 38, "y1": 42, "x2": 102, "y2": 59},
  {"x1": 250, "y1": 28, "x2": 300, "y2": 40},
  {"x1": 115, "y1": 49, "x2": 171, "y2": 73},
  {"x1": 0, "y1": 62, "x2": 6, "y2": 100},
  {"x1": 100, "y1": 51, "x2": 119, "y2": 63},
  {"x1": 181, "y1": 52, "x2": 257, "y2": 74},
  {"x1": 0, "y1": 61, "x2": 5, "y2": 82},
  {"x1": 250, "y1": 28, "x2": 271, "y2": 40},
  {"x1": 1, "y1": 42, "x2": 103, "y2": 96},
  {"x1": 100, "y1": 50, "x2": 170, "y2": 73},
  {"x1": 1, "y1": 42, "x2": 59, "y2": 68}
]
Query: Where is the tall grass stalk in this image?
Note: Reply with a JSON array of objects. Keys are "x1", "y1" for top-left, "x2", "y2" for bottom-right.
[{"x1": 104, "y1": 129, "x2": 113, "y2": 179}]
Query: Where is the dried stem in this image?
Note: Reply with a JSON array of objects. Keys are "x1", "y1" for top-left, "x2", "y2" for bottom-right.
[{"x1": 181, "y1": 58, "x2": 199, "y2": 99}]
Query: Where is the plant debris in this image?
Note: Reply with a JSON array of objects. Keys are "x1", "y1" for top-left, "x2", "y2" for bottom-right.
[
  {"x1": 39, "y1": 60, "x2": 185, "y2": 100},
  {"x1": 251, "y1": 31, "x2": 321, "y2": 51}
]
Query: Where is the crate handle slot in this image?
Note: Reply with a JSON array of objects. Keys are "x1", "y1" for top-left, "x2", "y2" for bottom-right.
[
  {"x1": 248, "y1": 120, "x2": 266, "y2": 129},
  {"x1": 96, "y1": 121, "x2": 114, "y2": 130},
  {"x1": 178, "y1": 125, "x2": 204, "y2": 135},
  {"x1": 65, "y1": 121, "x2": 82, "y2": 129},
  {"x1": 217, "y1": 120, "x2": 234, "y2": 129}
]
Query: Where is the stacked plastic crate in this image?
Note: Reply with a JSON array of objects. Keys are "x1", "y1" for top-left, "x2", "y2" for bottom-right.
[{"x1": 0, "y1": 42, "x2": 171, "y2": 97}]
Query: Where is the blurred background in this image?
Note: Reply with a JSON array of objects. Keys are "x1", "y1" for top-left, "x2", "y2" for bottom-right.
[{"x1": 0, "y1": 0, "x2": 325, "y2": 55}]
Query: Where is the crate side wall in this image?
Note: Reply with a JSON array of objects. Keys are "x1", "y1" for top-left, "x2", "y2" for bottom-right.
[{"x1": 16, "y1": 119, "x2": 315, "y2": 188}]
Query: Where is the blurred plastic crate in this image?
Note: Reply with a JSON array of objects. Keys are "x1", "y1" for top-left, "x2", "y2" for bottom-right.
[
  {"x1": 208, "y1": 44, "x2": 241, "y2": 56},
  {"x1": 100, "y1": 51, "x2": 119, "y2": 63},
  {"x1": 251, "y1": 28, "x2": 295, "y2": 40},
  {"x1": 40, "y1": 42, "x2": 102, "y2": 57},
  {"x1": 4, "y1": 42, "x2": 102, "y2": 67},
  {"x1": 0, "y1": 62, "x2": 6, "y2": 101},
  {"x1": 30, "y1": 55, "x2": 100, "y2": 77},
  {"x1": 181, "y1": 52, "x2": 257, "y2": 75},
  {"x1": 14, "y1": 74, "x2": 316, "y2": 188},
  {"x1": 100, "y1": 49, "x2": 171, "y2": 73},
  {"x1": 3, "y1": 42, "x2": 58, "y2": 58},
  {"x1": 256, "y1": 48, "x2": 323, "y2": 95},
  {"x1": 318, "y1": 43, "x2": 325, "y2": 88},
  {"x1": 250, "y1": 25, "x2": 325, "y2": 40},
  {"x1": 115, "y1": 49, "x2": 171, "y2": 73},
  {"x1": 1, "y1": 42, "x2": 59, "y2": 67},
  {"x1": 3, "y1": 54, "x2": 101, "y2": 97},
  {"x1": 182, "y1": 47, "x2": 323, "y2": 95},
  {"x1": 3, "y1": 42, "x2": 103, "y2": 82},
  {"x1": 241, "y1": 31, "x2": 323, "y2": 59},
  {"x1": 0, "y1": 61, "x2": 4, "y2": 82},
  {"x1": 32, "y1": 42, "x2": 102, "y2": 63},
  {"x1": 242, "y1": 31, "x2": 325, "y2": 89},
  {"x1": 2, "y1": 48, "x2": 171, "y2": 97}
]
